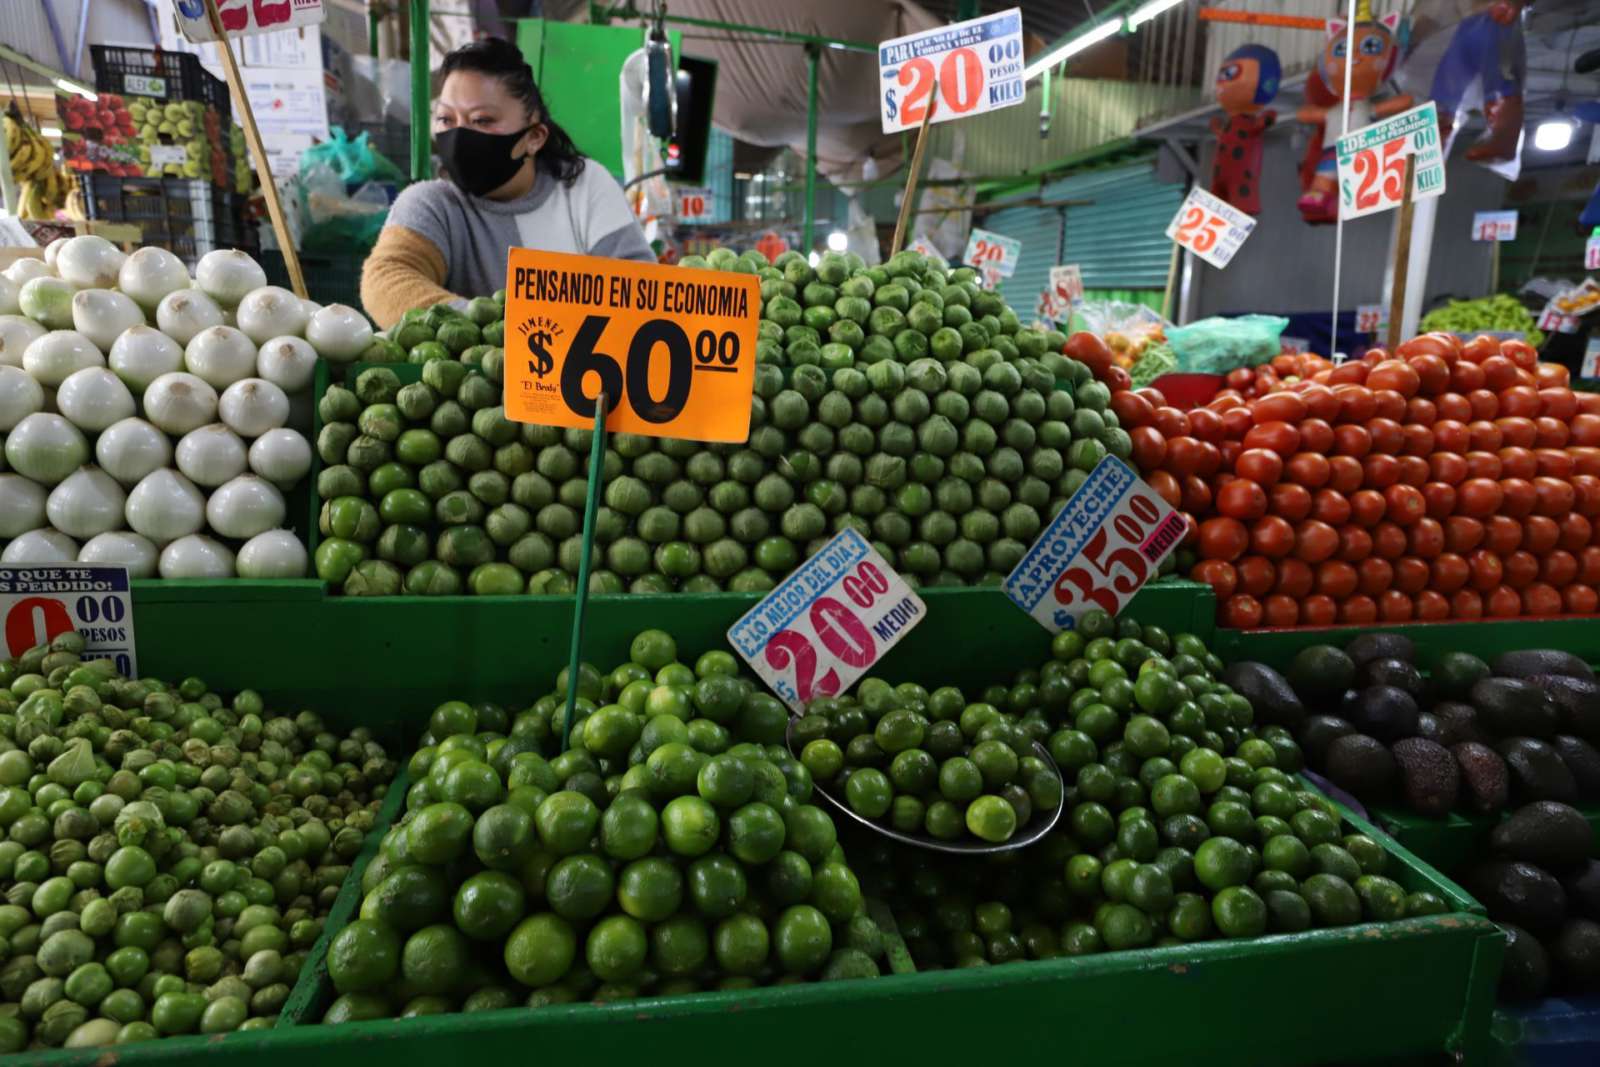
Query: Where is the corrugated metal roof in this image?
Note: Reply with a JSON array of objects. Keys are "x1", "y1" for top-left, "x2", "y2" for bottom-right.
[{"x1": 0, "y1": 1, "x2": 155, "y2": 91}]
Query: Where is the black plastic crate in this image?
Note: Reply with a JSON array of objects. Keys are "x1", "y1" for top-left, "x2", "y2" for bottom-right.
[
  {"x1": 262, "y1": 250, "x2": 364, "y2": 308},
  {"x1": 77, "y1": 174, "x2": 255, "y2": 265},
  {"x1": 89, "y1": 45, "x2": 230, "y2": 119}
]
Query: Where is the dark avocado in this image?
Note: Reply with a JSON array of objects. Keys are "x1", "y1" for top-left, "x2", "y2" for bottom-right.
[
  {"x1": 1358, "y1": 657, "x2": 1428, "y2": 702},
  {"x1": 1553, "y1": 735, "x2": 1600, "y2": 800},
  {"x1": 1452, "y1": 741, "x2": 1510, "y2": 815},
  {"x1": 1498, "y1": 923, "x2": 1551, "y2": 1002},
  {"x1": 1344, "y1": 632, "x2": 1416, "y2": 668},
  {"x1": 1472, "y1": 677, "x2": 1560, "y2": 739},
  {"x1": 1430, "y1": 701, "x2": 1492, "y2": 747},
  {"x1": 1414, "y1": 712, "x2": 1445, "y2": 745},
  {"x1": 1553, "y1": 919, "x2": 1600, "y2": 990},
  {"x1": 1499, "y1": 737, "x2": 1580, "y2": 804},
  {"x1": 1493, "y1": 649, "x2": 1595, "y2": 682},
  {"x1": 1323, "y1": 733, "x2": 1397, "y2": 801},
  {"x1": 1391, "y1": 737, "x2": 1460, "y2": 817},
  {"x1": 1286, "y1": 644, "x2": 1356, "y2": 705},
  {"x1": 1489, "y1": 801, "x2": 1594, "y2": 870},
  {"x1": 1297, "y1": 715, "x2": 1356, "y2": 768},
  {"x1": 1464, "y1": 860, "x2": 1567, "y2": 934},
  {"x1": 1432, "y1": 651, "x2": 1491, "y2": 701},
  {"x1": 1528, "y1": 675, "x2": 1600, "y2": 741},
  {"x1": 1221, "y1": 661, "x2": 1305, "y2": 729},
  {"x1": 1563, "y1": 860, "x2": 1600, "y2": 920},
  {"x1": 1349, "y1": 685, "x2": 1420, "y2": 743}
]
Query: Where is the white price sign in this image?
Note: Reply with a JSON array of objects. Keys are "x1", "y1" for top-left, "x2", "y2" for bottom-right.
[
  {"x1": 878, "y1": 7, "x2": 1024, "y2": 135},
  {"x1": 1580, "y1": 338, "x2": 1600, "y2": 380},
  {"x1": 1049, "y1": 264, "x2": 1083, "y2": 307},
  {"x1": 0, "y1": 565, "x2": 137, "y2": 676},
  {"x1": 1541, "y1": 305, "x2": 1582, "y2": 335},
  {"x1": 676, "y1": 186, "x2": 713, "y2": 220},
  {"x1": 1355, "y1": 304, "x2": 1388, "y2": 334},
  {"x1": 1280, "y1": 336, "x2": 1311, "y2": 354},
  {"x1": 963, "y1": 227, "x2": 1020, "y2": 276},
  {"x1": 124, "y1": 75, "x2": 167, "y2": 97},
  {"x1": 907, "y1": 235, "x2": 947, "y2": 266},
  {"x1": 149, "y1": 145, "x2": 189, "y2": 167},
  {"x1": 174, "y1": 0, "x2": 325, "y2": 42},
  {"x1": 728, "y1": 529, "x2": 924, "y2": 712},
  {"x1": 1003, "y1": 457, "x2": 1184, "y2": 633},
  {"x1": 1472, "y1": 210, "x2": 1517, "y2": 242},
  {"x1": 1165, "y1": 187, "x2": 1255, "y2": 269},
  {"x1": 1336, "y1": 101, "x2": 1446, "y2": 220},
  {"x1": 1587, "y1": 234, "x2": 1600, "y2": 271}
]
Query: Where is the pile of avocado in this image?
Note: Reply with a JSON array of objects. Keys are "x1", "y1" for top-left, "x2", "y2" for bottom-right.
[{"x1": 1226, "y1": 634, "x2": 1600, "y2": 817}]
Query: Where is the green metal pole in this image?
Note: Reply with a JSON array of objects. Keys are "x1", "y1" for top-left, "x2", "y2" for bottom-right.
[
  {"x1": 369, "y1": 4, "x2": 379, "y2": 58},
  {"x1": 410, "y1": 0, "x2": 431, "y2": 181},
  {"x1": 804, "y1": 45, "x2": 819, "y2": 253},
  {"x1": 956, "y1": 0, "x2": 981, "y2": 19},
  {"x1": 560, "y1": 395, "x2": 609, "y2": 754}
]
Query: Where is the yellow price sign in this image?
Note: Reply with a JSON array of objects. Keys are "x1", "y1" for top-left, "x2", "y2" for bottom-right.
[{"x1": 503, "y1": 249, "x2": 760, "y2": 442}]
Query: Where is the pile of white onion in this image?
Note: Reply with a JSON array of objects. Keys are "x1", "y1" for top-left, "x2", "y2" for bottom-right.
[{"x1": 0, "y1": 239, "x2": 372, "y2": 579}]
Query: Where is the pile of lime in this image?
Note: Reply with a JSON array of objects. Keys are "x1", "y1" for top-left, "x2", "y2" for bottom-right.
[
  {"x1": 793, "y1": 680, "x2": 1063, "y2": 845},
  {"x1": 322, "y1": 629, "x2": 886, "y2": 1021},
  {"x1": 0, "y1": 631, "x2": 397, "y2": 1051},
  {"x1": 315, "y1": 248, "x2": 1174, "y2": 596},
  {"x1": 847, "y1": 611, "x2": 1446, "y2": 968}
]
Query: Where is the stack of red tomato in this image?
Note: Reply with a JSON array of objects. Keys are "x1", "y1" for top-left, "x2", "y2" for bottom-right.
[{"x1": 1112, "y1": 333, "x2": 1600, "y2": 628}]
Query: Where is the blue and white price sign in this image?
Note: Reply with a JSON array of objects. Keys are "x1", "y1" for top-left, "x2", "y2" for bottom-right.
[
  {"x1": 0, "y1": 564, "x2": 136, "y2": 675},
  {"x1": 878, "y1": 7, "x2": 1025, "y2": 134},
  {"x1": 1004, "y1": 457, "x2": 1185, "y2": 633},
  {"x1": 728, "y1": 529, "x2": 924, "y2": 712}
]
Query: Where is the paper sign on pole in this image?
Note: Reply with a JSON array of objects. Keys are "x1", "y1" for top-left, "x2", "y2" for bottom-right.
[
  {"x1": 879, "y1": 8, "x2": 1024, "y2": 135},
  {"x1": 1050, "y1": 264, "x2": 1084, "y2": 306},
  {"x1": 727, "y1": 529, "x2": 924, "y2": 712},
  {"x1": 1472, "y1": 210, "x2": 1517, "y2": 242},
  {"x1": 503, "y1": 249, "x2": 760, "y2": 443},
  {"x1": 963, "y1": 227, "x2": 1020, "y2": 276},
  {"x1": 1335, "y1": 101, "x2": 1446, "y2": 220},
  {"x1": 676, "y1": 187, "x2": 713, "y2": 221},
  {"x1": 1003, "y1": 457, "x2": 1184, "y2": 633},
  {"x1": 1586, "y1": 234, "x2": 1600, "y2": 271},
  {"x1": 174, "y1": 0, "x2": 325, "y2": 43},
  {"x1": 907, "y1": 235, "x2": 948, "y2": 266},
  {"x1": 1355, "y1": 304, "x2": 1388, "y2": 334},
  {"x1": 1166, "y1": 187, "x2": 1256, "y2": 269},
  {"x1": 0, "y1": 565, "x2": 137, "y2": 676}
]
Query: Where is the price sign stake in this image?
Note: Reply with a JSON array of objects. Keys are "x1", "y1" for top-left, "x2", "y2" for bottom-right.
[
  {"x1": 1335, "y1": 100, "x2": 1446, "y2": 220},
  {"x1": 879, "y1": 7, "x2": 1024, "y2": 134},
  {"x1": 728, "y1": 530, "x2": 925, "y2": 712},
  {"x1": 1166, "y1": 187, "x2": 1256, "y2": 269},
  {"x1": 1003, "y1": 457, "x2": 1184, "y2": 632},
  {"x1": 0, "y1": 565, "x2": 137, "y2": 675}
]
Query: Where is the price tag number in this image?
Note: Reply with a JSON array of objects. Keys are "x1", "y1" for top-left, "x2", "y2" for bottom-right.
[
  {"x1": 970, "y1": 239, "x2": 1005, "y2": 266},
  {"x1": 1174, "y1": 207, "x2": 1227, "y2": 253},
  {"x1": 895, "y1": 45, "x2": 997, "y2": 125},
  {"x1": 1052, "y1": 496, "x2": 1173, "y2": 622},
  {"x1": 1351, "y1": 138, "x2": 1408, "y2": 213},
  {"x1": 764, "y1": 561, "x2": 894, "y2": 704},
  {"x1": 540, "y1": 314, "x2": 741, "y2": 425}
]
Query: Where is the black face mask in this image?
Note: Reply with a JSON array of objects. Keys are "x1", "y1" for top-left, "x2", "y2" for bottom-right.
[{"x1": 434, "y1": 124, "x2": 535, "y2": 197}]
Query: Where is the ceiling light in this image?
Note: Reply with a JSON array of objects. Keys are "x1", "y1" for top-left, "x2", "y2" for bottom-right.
[
  {"x1": 826, "y1": 230, "x2": 849, "y2": 252},
  {"x1": 39, "y1": 125, "x2": 61, "y2": 138},
  {"x1": 1128, "y1": 0, "x2": 1186, "y2": 29},
  {"x1": 808, "y1": 251, "x2": 820, "y2": 267},
  {"x1": 1534, "y1": 119, "x2": 1573, "y2": 152},
  {"x1": 1023, "y1": 19, "x2": 1123, "y2": 80},
  {"x1": 52, "y1": 77, "x2": 97, "y2": 101}
]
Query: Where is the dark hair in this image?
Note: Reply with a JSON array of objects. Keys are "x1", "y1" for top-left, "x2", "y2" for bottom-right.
[{"x1": 438, "y1": 37, "x2": 586, "y2": 185}]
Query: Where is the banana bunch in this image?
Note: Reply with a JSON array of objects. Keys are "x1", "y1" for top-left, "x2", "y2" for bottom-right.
[{"x1": 6, "y1": 114, "x2": 69, "y2": 219}]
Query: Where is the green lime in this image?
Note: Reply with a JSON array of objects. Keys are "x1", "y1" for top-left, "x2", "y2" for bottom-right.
[
  {"x1": 966, "y1": 795, "x2": 1018, "y2": 843},
  {"x1": 651, "y1": 916, "x2": 710, "y2": 977},
  {"x1": 1291, "y1": 808, "x2": 1341, "y2": 847},
  {"x1": 401, "y1": 923, "x2": 471, "y2": 994},
  {"x1": 1310, "y1": 843, "x2": 1362, "y2": 883},
  {"x1": 505, "y1": 913, "x2": 576, "y2": 987},
  {"x1": 889, "y1": 749, "x2": 937, "y2": 794},
  {"x1": 845, "y1": 768, "x2": 893, "y2": 819},
  {"x1": 1178, "y1": 748, "x2": 1226, "y2": 794},
  {"x1": 616, "y1": 858, "x2": 682, "y2": 922},
  {"x1": 687, "y1": 854, "x2": 748, "y2": 918},
  {"x1": 810, "y1": 862, "x2": 862, "y2": 922},
  {"x1": 1100, "y1": 857, "x2": 1138, "y2": 902},
  {"x1": 969, "y1": 740, "x2": 1020, "y2": 788},
  {"x1": 472, "y1": 804, "x2": 537, "y2": 872},
  {"x1": 545, "y1": 854, "x2": 615, "y2": 921},
  {"x1": 1167, "y1": 892, "x2": 1213, "y2": 940},
  {"x1": 713, "y1": 914, "x2": 770, "y2": 976},
  {"x1": 453, "y1": 871, "x2": 526, "y2": 941},
  {"x1": 535, "y1": 792, "x2": 601, "y2": 856},
  {"x1": 1303, "y1": 873, "x2": 1361, "y2": 926},
  {"x1": 875, "y1": 709, "x2": 927, "y2": 754},
  {"x1": 600, "y1": 794, "x2": 658, "y2": 861},
  {"x1": 1263, "y1": 834, "x2": 1311, "y2": 879},
  {"x1": 728, "y1": 803, "x2": 787, "y2": 864},
  {"x1": 1211, "y1": 886, "x2": 1267, "y2": 938},
  {"x1": 1098, "y1": 903, "x2": 1153, "y2": 950},
  {"x1": 924, "y1": 800, "x2": 963, "y2": 840},
  {"x1": 801, "y1": 738, "x2": 844, "y2": 782},
  {"x1": 661, "y1": 796, "x2": 720, "y2": 856},
  {"x1": 1265, "y1": 889, "x2": 1312, "y2": 932},
  {"x1": 647, "y1": 742, "x2": 708, "y2": 799},
  {"x1": 325, "y1": 919, "x2": 399, "y2": 994},
  {"x1": 783, "y1": 805, "x2": 837, "y2": 865},
  {"x1": 1194, "y1": 837, "x2": 1252, "y2": 892},
  {"x1": 630, "y1": 629, "x2": 677, "y2": 670},
  {"x1": 406, "y1": 803, "x2": 475, "y2": 865},
  {"x1": 1355, "y1": 875, "x2": 1407, "y2": 922},
  {"x1": 586, "y1": 915, "x2": 648, "y2": 982},
  {"x1": 1150, "y1": 774, "x2": 1201, "y2": 817},
  {"x1": 774, "y1": 904, "x2": 833, "y2": 974},
  {"x1": 1128, "y1": 864, "x2": 1175, "y2": 913},
  {"x1": 1343, "y1": 834, "x2": 1388, "y2": 876},
  {"x1": 939, "y1": 757, "x2": 983, "y2": 802}
]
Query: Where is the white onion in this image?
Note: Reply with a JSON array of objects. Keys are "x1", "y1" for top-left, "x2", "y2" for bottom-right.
[
  {"x1": 300, "y1": 299, "x2": 322, "y2": 319},
  {"x1": 19, "y1": 277, "x2": 76, "y2": 330},
  {"x1": 205, "y1": 474, "x2": 285, "y2": 539},
  {"x1": 0, "y1": 474, "x2": 47, "y2": 537},
  {"x1": 71, "y1": 289, "x2": 144, "y2": 352},
  {"x1": 4, "y1": 412, "x2": 89, "y2": 485},
  {"x1": 141, "y1": 372, "x2": 218, "y2": 436},
  {"x1": 108, "y1": 326, "x2": 184, "y2": 393},
  {"x1": 78, "y1": 531, "x2": 158, "y2": 577},
  {"x1": 21, "y1": 330, "x2": 103, "y2": 387},
  {"x1": 248, "y1": 428, "x2": 312, "y2": 487},
  {"x1": 195, "y1": 250, "x2": 267, "y2": 308},
  {"x1": 56, "y1": 367, "x2": 136, "y2": 432},
  {"x1": 184, "y1": 326, "x2": 257, "y2": 389},
  {"x1": 1, "y1": 528, "x2": 79, "y2": 564},
  {"x1": 0, "y1": 365, "x2": 44, "y2": 430},
  {"x1": 56, "y1": 235, "x2": 126, "y2": 290},
  {"x1": 255, "y1": 335, "x2": 317, "y2": 392},
  {"x1": 235, "y1": 286, "x2": 308, "y2": 344},
  {"x1": 117, "y1": 247, "x2": 191, "y2": 311},
  {"x1": 155, "y1": 289, "x2": 224, "y2": 346},
  {"x1": 125, "y1": 468, "x2": 205, "y2": 544},
  {"x1": 4, "y1": 258, "x2": 51, "y2": 286},
  {"x1": 218, "y1": 378, "x2": 289, "y2": 437},
  {"x1": 236, "y1": 529, "x2": 307, "y2": 578},
  {"x1": 174, "y1": 424, "x2": 248, "y2": 487},
  {"x1": 46, "y1": 466, "x2": 127, "y2": 539},
  {"x1": 158, "y1": 534, "x2": 235, "y2": 578},
  {"x1": 0, "y1": 315, "x2": 47, "y2": 368},
  {"x1": 42, "y1": 238, "x2": 69, "y2": 272},
  {"x1": 95, "y1": 417, "x2": 172, "y2": 487},
  {"x1": 0, "y1": 276, "x2": 18, "y2": 316},
  {"x1": 305, "y1": 304, "x2": 373, "y2": 363}
]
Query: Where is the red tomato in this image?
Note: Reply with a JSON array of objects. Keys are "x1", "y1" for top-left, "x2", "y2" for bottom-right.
[
  {"x1": 1136, "y1": 387, "x2": 1169, "y2": 409},
  {"x1": 1408, "y1": 518, "x2": 1445, "y2": 558},
  {"x1": 1285, "y1": 452, "x2": 1331, "y2": 489},
  {"x1": 1357, "y1": 557, "x2": 1394, "y2": 596},
  {"x1": 1129, "y1": 426, "x2": 1168, "y2": 471},
  {"x1": 1378, "y1": 590, "x2": 1415, "y2": 622},
  {"x1": 1461, "y1": 335, "x2": 1499, "y2": 364},
  {"x1": 1192, "y1": 559, "x2": 1239, "y2": 600},
  {"x1": 1432, "y1": 420, "x2": 1470, "y2": 453},
  {"x1": 1453, "y1": 353, "x2": 1491, "y2": 390},
  {"x1": 1538, "y1": 449, "x2": 1576, "y2": 479},
  {"x1": 1540, "y1": 363, "x2": 1573, "y2": 389},
  {"x1": 1234, "y1": 448, "x2": 1283, "y2": 487},
  {"x1": 1541, "y1": 550, "x2": 1578, "y2": 588},
  {"x1": 1339, "y1": 595, "x2": 1379, "y2": 624},
  {"x1": 1316, "y1": 560, "x2": 1358, "y2": 598},
  {"x1": 1372, "y1": 522, "x2": 1408, "y2": 560},
  {"x1": 1301, "y1": 594, "x2": 1339, "y2": 626},
  {"x1": 1502, "y1": 339, "x2": 1538, "y2": 368},
  {"x1": 1560, "y1": 513, "x2": 1593, "y2": 553},
  {"x1": 1367, "y1": 360, "x2": 1420, "y2": 397},
  {"x1": 1147, "y1": 470, "x2": 1182, "y2": 508},
  {"x1": 1522, "y1": 582, "x2": 1563, "y2": 617},
  {"x1": 1164, "y1": 437, "x2": 1205, "y2": 476},
  {"x1": 1297, "y1": 419, "x2": 1335, "y2": 455},
  {"x1": 1399, "y1": 334, "x2": 1458, "y2": 360},
  {"x1": 1485, "y1": 515, "x2": 1524, "y2": 555},
  {"x1": 1110, "y1": 391, "x2": 1154, "y2": 428},
  {"x1": 1311, "y1": 489, "x2": 1352, "y2": 526},
  {"x1": 1216, "y1": 479, "x2": 1269, "y2": 521},
  {"x1": 1222, "y1": 594, "x2": 1263, "y2": 628},
  {"x1": 1334, "y1": 385, "x2": 1377, "y2": 424},
  {"x1": 1220, "y1": 406, "x2": 1254, "y2": 439},
  {"x1": 1497, "y1": 417, "x2": 1538, "y2": 449},
  {"x1": 1575, "y1": 475, "x2": 1600, "y2": 516},
  {"x1": 1468, "y1": 389, "x2": 1500, "y2": 420},
  {"x1": 1421, "y1": 482, "x2": 1457, "y2": 520},
  {"x1": 1328, "y1": 361, "x2": 1370, "y2": 385},
  {"x1": 1338, "y1": 524, "x2": 1374, "y2": 562},
  {"x1": 1397, "y1": 455, "x2": 1431, "y2": 488},
  {"x1": 1261, "y1": 595, "x2": 1300, "y2": 628},
  {"x1": 1572, "y1": 414, "x2": 1600, "y2": 448},
  {"x1": 1499, "y1": 386, "x2": 1541, "y2": 419},
  {"x1": 1152, "y1": 406, "x2": 1192, "y2": 439},
  {"x1": 1198, "y1": 517, "x2": 1249, "y2": 561},
  {"x1": 1383, "y1": 483, "x2": 1426, "y2": 526},
  {"x1": 1226, "y1": 367, "x2": 1255, "y2": 391},
  {"x1": 1348, "y1": 489, "x2": 1386, "y2": 527},
  {"x1": 1219, "y1": 438, "x2": 1244, "y2": 468},
  {"x1": 1181, "y1": 475, "x2": 1214, "y2": 514},
  {"x1": 1444, "y1": 516, "x2": 1485, "y2": 554},
  {"x1": 1500, "y1": 478, "x2": 1536, "y2": 518},
  {"x1": 1269, "y1": 483, "x2": 1313, "y2": 523},
  {"x1": 1583, "y1": 547, "x2": 1600, "y2": 585},
  {"x1": 1467, "y1": 421, "x2": 1503, "y2": 451},
  {"x1": 1503, "y1": 550, "x2": 1539, "y2": 589},
  {"x1": 1416, "y1": 589, "x2": 1451, "y2": 621},
  {"x1": 1534, "y1": 476, "x2": 1576, "y2": 517},
  {"x1": 1407, "y1": 354, "x2": 1450, "y2": 395},
  {"x1": 1250, "y1": 393, "x2": 1307, "y2": 425},
  {"x1": 1300, "y1": 385, "x2": 1340, "y2": 421},
  {"x1": 1393, "y1": 556, "x2": 1430, "y2": 594},
  {"x1": 1401, "y1": 424, "x2": 1435, "y2": 456},
  {"x1": 1498, "y1": 447, "x2": 1537, "y2": 480},
  {"x1": 1235, "y1": 556, "x2": 1277, "y2": 597},
  {"x1": 1328, "y1": 455, "x2": 1365, "y2": 494},
  {"x1": 1333, "y1": 424, "x2": 1373, "y2": 458},
  {"x1": 1430, "y1": 552, "x2": 1469, "y2": 593},
  {"x1": 1365, "y1": 418, "x2": 1403, "y2": 455},
  {"x1": 1539, "y1": 388, "x2": 1578, "y2": 422},
  {"x1": 1294, "y1": 520, "x2": 1339, "y2": 563},
  {"x1": 1465, "y1": 451, "x2": 1503, "y2": 480},
  {"x1": 1362, "y1": 454, "x2": 1401, "y2": 489},
  {"x1": 1481, "y1": 356, "x2": 1519, "y2": 391},
  {"x1": 1534, "y1": 417, "x2": 1570, "y2": 449},
  {"x1": 1250, "y1": 516, "x2": 1296, "y2": 559},
  {"x1": 1468, "y1": 550, "x2": 1504, "y2": 591},
  {"x1": 1429, "y1": 452, "x2": 1468, "y2": 485},
  {"x1": 1564, "y1": 584, "x2": 1600, "y2": 614},
  {"x1": 1437, "y1": 390, "x2": 1475, "y2": 420},
  {"x1": 1193, "y1": 441, "x2": 1223, "y2": 478},
  {"x1": 1274, "y1": 558, "x2": 1315, "y2": 599},
  {"x1": 1406, "y1": 397, "x2": 1438, "y2": 427},
  {"x1": 1372, "y1": 390, "x2": 1409, "y2": 422},
  {"x1": 1457, "y1": 478, "x2": 1504, "y2": 517},
  {"x1": 1186, "y1": 407, "x2": 1224, "y2": 443},
  {"x1": 1242, "y1": 420, "x2": 1301, "y2": 457}
]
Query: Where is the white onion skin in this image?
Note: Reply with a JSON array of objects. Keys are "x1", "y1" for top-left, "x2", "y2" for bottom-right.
[
  {"x1": 79, "y1": 531, "x2": 159, "y2": 577},
  {"x1": 158, "y1": 534, "x2": 236, "y2": 578}
]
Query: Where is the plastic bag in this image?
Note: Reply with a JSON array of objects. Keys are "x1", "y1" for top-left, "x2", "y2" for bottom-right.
[
  {"x1": 298, "y1": 126, "x2": 405, "y2": 187},
  {"x1": 1072, "y1": 300, "x2": 1170, "y2": 369},
  {"x1": 1168, "y1": 314, "x2": 1290, "y2": 374},
  {"x1": 297, "y1": 162, "x2": 391, "y2": 254}
]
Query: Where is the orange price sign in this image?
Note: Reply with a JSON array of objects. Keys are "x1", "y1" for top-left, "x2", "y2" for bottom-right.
[{"x1": 503, "y1": 250, "x2": 760, "y2": 443}]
